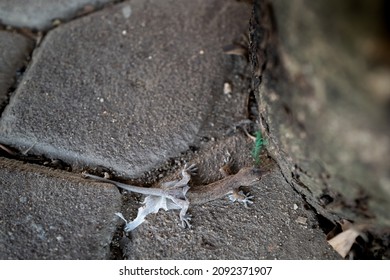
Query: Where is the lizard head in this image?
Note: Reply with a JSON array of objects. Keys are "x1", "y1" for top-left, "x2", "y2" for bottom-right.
[{"x1": 238, "y1": 167, "x2": 263, "y2": 185}]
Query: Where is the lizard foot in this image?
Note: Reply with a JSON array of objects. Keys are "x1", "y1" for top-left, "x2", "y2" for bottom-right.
[
  {"x1": 229, "y1": 190, "x2": 254, "y2": 208},
  {"x1": 180, "y1": 213, "x2": 192, "y2": 229},
  {"x1": 184, "y1": 163, "x2": 198, "y2": 175},
  {"x1": 220, "y1": 152, "x2": 234, "y2": 177},
  {"x1": 226, "y1": 119, "x2": 257, "y2": 142},
  {"x1": 223, "y1": 151, "x2": 233, "y2": 166},
  {"x1": 162, "y1": 164, "x2": 197, "y2": 190}
]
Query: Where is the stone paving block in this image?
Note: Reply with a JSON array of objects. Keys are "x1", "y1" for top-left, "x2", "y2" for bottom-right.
[
  {"x1": 0, "y1": 0, "x2": 115, "y2": 30},
  {"x1": 0, "y1": 31, "x2": 33, "y2": 107},
  {"x1": 0, "y1": 158, "x2": 121, "y2": 259},
  {"x1": 121, "y1": 166, "x2": 340, "y2": 259},
  {"x1": 0, "y1": 0, "x2": 251, "y2": 178}
]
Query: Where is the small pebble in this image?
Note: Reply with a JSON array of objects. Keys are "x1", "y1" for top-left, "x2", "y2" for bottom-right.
[
  {"x1": 223, "y1": 82, "x2": 232, "y2": 95},
  {"x1": 296, "y1": 216, "x2": 307, "y2": 225}
]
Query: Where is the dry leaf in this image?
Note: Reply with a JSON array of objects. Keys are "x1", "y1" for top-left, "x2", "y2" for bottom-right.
[
  {"x1": 328, "y1": 227, "x2": 361, "y2": 258},
  {"x1": 327, "y1": 220, "x2": 371, "y2": 258},
  {"x1": 223, "y1": 44, "x2": 247, "y2": 56}
]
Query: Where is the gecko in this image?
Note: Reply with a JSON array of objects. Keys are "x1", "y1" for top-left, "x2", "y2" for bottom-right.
[{"x1": 82, "y1": 163, "x2": 262, "y2": 231}]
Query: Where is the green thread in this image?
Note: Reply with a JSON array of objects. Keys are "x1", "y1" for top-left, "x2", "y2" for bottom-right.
[{"x1": 252, "y1": 130, "x2": 265, "y2": 165}]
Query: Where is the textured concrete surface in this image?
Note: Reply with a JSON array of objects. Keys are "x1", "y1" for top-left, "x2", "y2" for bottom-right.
[
  {"x1": 0, "y1": 31, "x2": 33, "y2": 107},
  {"x1": 120, "y1": 164, "x2": 340, "y2": 259},
  {"x1": 0, "y1": 158, "x2": 121, "y2": 259},
  {"x1": 0, "y1": 0, "x2": 114, "y2": 30},
  {"x1": 0, "y1": 0, "x2": 251, "y2": 178},
  {"x1": 108, "y1": 134, "x2": 340, "y2": 259}
]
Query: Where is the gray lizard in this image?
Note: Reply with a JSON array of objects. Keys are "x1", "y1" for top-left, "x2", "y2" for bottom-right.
[{"x1": 82, "y1": 163, "x2": 262, "y2": 231}]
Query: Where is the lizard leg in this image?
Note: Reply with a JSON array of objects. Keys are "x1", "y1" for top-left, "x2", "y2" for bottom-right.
[
  {"x1": 219, "y1": 152, "x2": 234, "y2": 177},
  {"x1": 228, "y1": 189, "x2": 254, "y2": 208},
  {"x1": 171, "y1": 197, "x2": 191, "y2": 228},
  {"x1": 123, "y1": 195, "x2": 170, "y2": 232},
  {"x1": 161, "y1": 164, "x2": 197, "y2": 190},
  {"x1": 173, "y1": 164, "x2": 197, "y2": 188},
  {"x1": 179, "y1": 201, "x2": 191, "y2": 228},
  {"x1": 227, "y1": 119, "x2": 257, "y2": 142}
]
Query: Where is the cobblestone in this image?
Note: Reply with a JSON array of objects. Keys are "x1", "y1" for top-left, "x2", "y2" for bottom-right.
[{"x1": 0, "y1": 158, "x2": 121, "y2": 259}]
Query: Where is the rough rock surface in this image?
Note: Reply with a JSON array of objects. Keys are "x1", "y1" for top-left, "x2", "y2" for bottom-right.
[
  {"x1": 0, "y1": 0, "x2": 251, "y2": 178},
  {"x1": 0, "y1": 31, "x2": 33, "y2": 108},
  {"x1": 0, "y1": 158, "x2": 121, "y2": 259},
  {"x1": 0, "y1": 0, "x2": 115, "y2": 30},
  {"x1": 251, "y1": 0, "x2": 390, "y2": 228}
]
